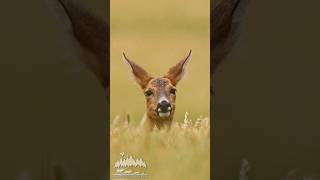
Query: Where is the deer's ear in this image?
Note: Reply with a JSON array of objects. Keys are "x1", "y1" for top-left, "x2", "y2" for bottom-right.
[
  {"x1": 123, "y1": 53, "x2": 153, "y2": 89},
  {"x1": 164, "y1": 50, "x2": 192, "y2": 86}
]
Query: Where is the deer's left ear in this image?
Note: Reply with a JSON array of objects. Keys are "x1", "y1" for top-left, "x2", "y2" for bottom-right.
[{"x1": 164, "y1": 50, "x2": 192, "y2": 86}]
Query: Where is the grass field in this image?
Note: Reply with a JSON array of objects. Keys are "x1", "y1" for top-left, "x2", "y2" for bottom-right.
[
  {"x1": 110, "y1": 0, "x2": 210, "y2": 179},
  {"x1": 110, "y1": 113, "x2": 210, "y2": 180}
]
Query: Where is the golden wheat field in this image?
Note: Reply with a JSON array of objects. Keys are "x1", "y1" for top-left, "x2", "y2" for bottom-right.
[
  {"x1": 110, "y1": 0, "x2": 210, "y2": 179},
  {"x1": 110, "y1": 112, "x2": 210, "y2": 180}
]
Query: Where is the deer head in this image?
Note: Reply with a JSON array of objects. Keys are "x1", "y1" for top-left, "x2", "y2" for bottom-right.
[{"x1": 123, "y1": 50, "x2": 192, "y2": 129}]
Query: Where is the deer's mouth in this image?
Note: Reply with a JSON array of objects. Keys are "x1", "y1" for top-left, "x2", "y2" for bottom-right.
[
  {"x1": 158, "y1": 111, "x2": 171, "y2": 118},
  {"x1": 156, "y1": 106, "x2": 172, "y2": 118}
]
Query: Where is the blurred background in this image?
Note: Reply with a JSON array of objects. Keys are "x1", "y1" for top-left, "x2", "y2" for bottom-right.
[
  {"x1": 0, "y1": 0, "x2": 107, "y2": 179},
  {"x1": 110, "y1": 0, "x2": 210, "y2": 123},
  {"x1": 214, "y1": 0, "x2": 320, "y2": 179}
]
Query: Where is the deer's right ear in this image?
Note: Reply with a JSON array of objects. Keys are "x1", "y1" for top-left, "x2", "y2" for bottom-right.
[
  {"x1": 164, "y1": 50, "x2": 192, "y2": 86},
  {"x1": 123, "y1": 53, "x2": 153, "y2": 89}
]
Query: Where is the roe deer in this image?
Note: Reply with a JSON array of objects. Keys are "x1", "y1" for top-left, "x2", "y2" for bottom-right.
[{"x1": 123, "y1": 51, "x2": 192, "y2": 130}]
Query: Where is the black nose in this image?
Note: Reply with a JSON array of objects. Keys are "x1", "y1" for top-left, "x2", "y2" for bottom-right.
[{"x1": 157, "y1": 100, "x2": 171, "y2": 112}]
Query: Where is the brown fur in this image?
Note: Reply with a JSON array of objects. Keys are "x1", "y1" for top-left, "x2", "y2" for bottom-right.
[
  {"x1": 144, "y1": 78, "x2": 176, "y2": 130},
  {"x1": 123, "y1": 51, "x2": 192, "y2": 130}
]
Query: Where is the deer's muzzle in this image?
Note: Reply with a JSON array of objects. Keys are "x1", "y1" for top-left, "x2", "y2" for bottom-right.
[{"x1": 156, "y1": 100, "x2": 172, "y2": 118}]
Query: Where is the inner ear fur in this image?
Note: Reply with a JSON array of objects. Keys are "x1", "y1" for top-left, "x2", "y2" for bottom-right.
[
  {"x1": 164, "y1": 50, "x2": 192, "y2": 86},
  {"x1": 123, "y1": 53, "x2": 153, "y2": 89}
]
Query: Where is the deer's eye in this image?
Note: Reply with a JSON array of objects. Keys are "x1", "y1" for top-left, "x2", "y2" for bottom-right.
[
  {"x1": 144, "y1": 90, "x2": 153, "y2": 97},
  {"x1": 170, "y1": 88, "x2": 176, "y2": 95}
]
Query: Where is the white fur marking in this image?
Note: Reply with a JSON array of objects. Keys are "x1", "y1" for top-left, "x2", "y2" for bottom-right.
[
  {"x1": 158, "y1": 96, "x2": 169, "y2": 104},
  {"x1": 159, "y1": 112, "x2": 170, "y2": 118}
]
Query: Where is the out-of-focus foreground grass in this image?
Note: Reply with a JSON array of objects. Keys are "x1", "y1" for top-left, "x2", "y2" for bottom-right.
[
  {"x1": 110, "y1": 113, "x2": 210, "y2": 180},
  {"x1": 110, "y1": 0, "x2": 210, "y2": 179}
]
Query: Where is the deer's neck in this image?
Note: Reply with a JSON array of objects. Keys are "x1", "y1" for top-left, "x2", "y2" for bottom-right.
[{"x1": 145, "y1": 112, "x2": 173, "y2": 130}]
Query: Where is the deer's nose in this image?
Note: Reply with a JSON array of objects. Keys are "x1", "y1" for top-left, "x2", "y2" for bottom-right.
[{"x1": 157, "y1": 100, "x2": 171, "y2": 113}]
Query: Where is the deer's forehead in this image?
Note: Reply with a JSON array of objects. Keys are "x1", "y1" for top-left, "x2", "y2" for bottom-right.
[{"x1": 148, "y1": 78, "x2": 172, "y2": 89}]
